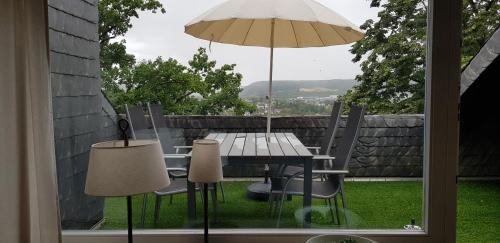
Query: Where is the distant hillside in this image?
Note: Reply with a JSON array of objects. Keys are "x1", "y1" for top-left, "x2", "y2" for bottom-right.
[{"x1": 241, "y1": 79, "x2": 356, "y2": 98}]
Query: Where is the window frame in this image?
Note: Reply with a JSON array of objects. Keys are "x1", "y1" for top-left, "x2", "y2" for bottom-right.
[{"x1": 61, "y1": 0, "x2": 461, "y2": 242}]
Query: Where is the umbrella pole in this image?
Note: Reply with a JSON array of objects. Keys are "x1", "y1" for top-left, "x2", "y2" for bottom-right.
[
  {"x1": 264, "y1": 19, "x2": 275, "y2": 184},
  {"x1": 266, "y1": 19, "x2": 275, "y2": 140}
]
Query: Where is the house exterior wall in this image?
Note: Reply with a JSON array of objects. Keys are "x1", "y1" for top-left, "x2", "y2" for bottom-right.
[{"x1": 48, "y1": 0, "x2": 118, "y2": 229}]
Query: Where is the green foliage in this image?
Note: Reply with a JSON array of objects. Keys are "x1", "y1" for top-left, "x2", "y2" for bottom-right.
[
  {"x1": 107, "y1": 48, "x2": 256, "y2": 115},
  {"x1": 462, "y1": 0, "x2": 500, "y2": 66},
  {"x1": 99, "y1": 0, "x2": 165, "y2": 47},
  {"x1": 341, "y1": 0, "x2": 500, "y2": 114},
  {"x1": 98, "y1": 0, "x2": 255, "y2": 115},
  {"x1": 274, "y1": 99, "x2": 333, "y2": 116},
  {"x1": 99, "y1": 0, "x2": 165, "y2": 103}
]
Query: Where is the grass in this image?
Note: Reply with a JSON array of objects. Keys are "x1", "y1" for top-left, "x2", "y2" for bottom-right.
[
  {"x1": 457, "y1": 181, "x2": 500, "y2": 242},
  {"x1": 102, "y1": 180, "x2": 500, "y2": 242}
]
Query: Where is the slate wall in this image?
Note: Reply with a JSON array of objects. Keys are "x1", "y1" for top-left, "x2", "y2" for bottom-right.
[
  {"x1": 164, "y1": 115, "x2": 425, "y2": 177},
  {"x1": 48, "y1": 0, "x2": 118, "y2": 229}
]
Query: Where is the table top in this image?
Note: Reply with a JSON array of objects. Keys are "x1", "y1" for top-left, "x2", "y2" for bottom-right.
[{"x1": 203, "y1": 132, "x2": 313, "y2": 158}]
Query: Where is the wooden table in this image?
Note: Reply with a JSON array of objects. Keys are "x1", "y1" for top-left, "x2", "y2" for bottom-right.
[{"x1": 186, "y1": 132, "x2": 314, "y2": 227}]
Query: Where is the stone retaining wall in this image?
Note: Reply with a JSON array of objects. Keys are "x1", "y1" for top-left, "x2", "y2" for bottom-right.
[{"x1": 164, "y1": 115, "x2": 424, "y2": 177}]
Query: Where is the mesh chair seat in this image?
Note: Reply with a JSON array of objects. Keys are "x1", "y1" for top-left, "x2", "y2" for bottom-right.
[
  {"x1": 282, "y1": 166, "x2": 304, "y2": 177},
  {"x1": 281, "y1": 166, "x2": 324, "y2": 180},
  {"x1": 154, "y1": 179, "x2": 198, "y2": 196},
  {"x1": 277, "y1": 178, "x2": 341, "y2": 199},
  {"x1": 169, "y1": 170, "x2": 188, "y2": 178}
]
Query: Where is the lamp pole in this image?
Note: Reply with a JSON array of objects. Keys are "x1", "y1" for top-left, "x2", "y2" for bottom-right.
[
  {"x1": 119, "y1": 119, "x2": 133, "y2": 243},
  {"x1": 203, "y1": 183, "x2": 209, "y2": 243}
]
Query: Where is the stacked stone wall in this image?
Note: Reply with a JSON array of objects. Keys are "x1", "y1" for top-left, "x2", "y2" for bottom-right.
[{"x1": 164, "y1": 115, "x2": 425, "y2": 177}]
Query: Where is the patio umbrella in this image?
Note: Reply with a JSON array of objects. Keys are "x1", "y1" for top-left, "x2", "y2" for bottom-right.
[{"x1": 185, "y1": 0, "x2": 364, "y2": 138}]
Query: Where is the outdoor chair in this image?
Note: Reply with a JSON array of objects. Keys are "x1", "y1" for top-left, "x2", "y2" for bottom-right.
[
  {"x1": 147, "y1": 103, "x2": 226, "y2": 203},
  {"x1": 271, "y1": 104, "x2": 365, "y2": 227},
  {"x1": 279, "y1": 101, "x2": 343, "y2": 178},
  {"x1": 126, "y1": 104, "x2": 219, "y2": 226}
]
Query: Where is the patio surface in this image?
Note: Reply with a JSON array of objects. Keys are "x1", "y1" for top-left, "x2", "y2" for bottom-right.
[{"x1": 102, "y1": 180, "x2": 500, "y2": 242}]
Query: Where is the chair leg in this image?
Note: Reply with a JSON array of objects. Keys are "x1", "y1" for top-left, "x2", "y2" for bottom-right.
[
  {"x1": 327, "y1": 198, "x2": 335, "y2": 224},
  {"x1": 210, "y1": 183, "x2": 218, "y2": 222},
  {"x1": 200, "y1": 184, "x2": 205, "y2": 205},
  {"x1": 219, "y1": 182, "x2": 226, "y2": 203},
  {"x1": 268, "y1": 193, "x2": 275, "y2": 216},
  {"x1": 334, "y1": 196, "x2": 340, "y2": 225},
  {"x1": 169, "y1": 195, "x2": 173, "y2": 205},
  {"x1": 141, "y1": 193, "x2": 148, "y2": 228},
  {"x1": 276, "y1": 191, "x2": 288, "y2": 228},
  {"x1": 340, "y1": 189, "x2": 349, "y2": 226},
  {"x1": 154, "y1": 195, "x2": 162, "y2": 226}
]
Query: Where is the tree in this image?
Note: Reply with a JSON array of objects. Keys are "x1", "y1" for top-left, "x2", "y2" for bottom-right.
[
  {"x1": 109, "y1": 48, "x2": 256, "y2": 115},
  {"x1": 98, "y1": 0, "x2": 165, "y2": 101},
  {"x1": 98, "y1": 0, "x2": 255, "y2": 115},
  {"x1": 341, "y1": 0, "x2": 500, "y2": 114}
]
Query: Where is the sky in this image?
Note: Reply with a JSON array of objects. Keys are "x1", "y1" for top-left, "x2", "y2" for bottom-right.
[{"x1": 123, "y1": 0, "x2": 380, "y2": 86}]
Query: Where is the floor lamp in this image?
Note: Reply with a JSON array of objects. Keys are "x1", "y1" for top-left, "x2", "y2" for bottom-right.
[
  {"x1": 85, "y1": 119, "x2": 170, "y2": 243},
  {"x1": 188, "y1": 139, "x2": 223, "y2": 243}
]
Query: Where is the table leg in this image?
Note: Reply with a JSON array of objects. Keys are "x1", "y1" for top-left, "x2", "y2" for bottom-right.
[
  {"x1": 303, "y1": 157, "x2": 312, "y2": 228},
  {"x1": 187, "y1": 156, "x2": 196, "y2": 224}
]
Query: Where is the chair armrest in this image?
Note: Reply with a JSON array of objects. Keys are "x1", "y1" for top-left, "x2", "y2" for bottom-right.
[
  {"x1": 174, "y1": 145, "x2": 192, "y2": 154},
  {"x1": 305, "y1": 146, "x2": 321, "y2": 155},
  {"x1": 167, "y1": 167, "x2": 187, "y2": 172},
  {"x1": 173, "y1": 145, "x2": 192, "y2": 149},
  {"x1": 163, "y1": 154, "x2": 188, "y2": 159},
  {"x1": 312, "y1": 170, "x2": 349, "y2": 175},
  {"x1": 312, "y1": 155, "x2": 335, "y2": 160}
]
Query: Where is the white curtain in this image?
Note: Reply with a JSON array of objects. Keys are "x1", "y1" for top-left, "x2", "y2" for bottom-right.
[{"x1": 0, "y1": 0, "x2": 62, "y2": 242}]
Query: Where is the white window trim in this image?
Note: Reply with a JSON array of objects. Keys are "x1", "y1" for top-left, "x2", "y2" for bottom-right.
[{"x1": 61, "y1": 0, "x2": 461, "y2": 242}]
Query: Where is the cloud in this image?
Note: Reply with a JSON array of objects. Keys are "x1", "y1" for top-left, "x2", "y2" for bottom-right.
[{"x1": 124, "y1": 0, "x2": 379, "y2": 86}]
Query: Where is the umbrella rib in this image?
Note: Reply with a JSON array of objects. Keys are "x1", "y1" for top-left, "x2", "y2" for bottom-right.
[
  {"x1": 242, "y1": 19, "x2": 255, "y2": 45},
  {"x1": 218, "y1": 18, "x2": 238, "y2": 43},
  {"x1": 290, "y1": 20, "x2": 300, "y2": 48},
  {"x1": 309, "y1": 22, "x2": 326, "y2": 46},
  {"x1": 329, "y1": 25, "x2": 348, "y2": 44},
  {"x1": 198, "y1": 21, "x2": 219, "y2": 40}
]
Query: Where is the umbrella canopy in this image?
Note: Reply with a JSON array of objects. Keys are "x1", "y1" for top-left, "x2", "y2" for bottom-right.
[
  {"x1": 185, "y1": 0, "x2": 364, "y2": 48},
  {"x1": 185, "y1": 0, "x2": 364, "y2": 136}
]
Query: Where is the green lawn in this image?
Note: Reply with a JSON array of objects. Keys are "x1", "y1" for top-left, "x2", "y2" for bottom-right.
[{"x1": 102, "y1": 180, "x2": 500, "y2": 242}]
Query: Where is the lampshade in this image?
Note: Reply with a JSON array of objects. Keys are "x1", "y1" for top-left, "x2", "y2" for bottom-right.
[
  {"x1": 188, "y1": 139, "x2": 223, "y2": 183},
  {"x1": 85, "y1": 140, "x2": 170, "y2": 197}
]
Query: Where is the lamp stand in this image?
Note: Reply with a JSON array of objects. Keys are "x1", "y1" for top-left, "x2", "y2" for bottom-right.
[
  {"x1": 203, "y1": 183, "x2": 209, "y2": 243},
  {"x1": 119, "y1": 118, "x2": 133, "y2": 243},
  {"x1": 127, "y1": 195, "x2": 133, "y2": 243}
]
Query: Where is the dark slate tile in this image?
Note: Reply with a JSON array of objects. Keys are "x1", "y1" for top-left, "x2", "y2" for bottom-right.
[
  {"x1": 54, "y1": 132, "x2": 97, "y2": 160},
  {"x1": 50, "y1": 52, "x2": 99, "y2": 77},
  {"x1": 364, "y1": 115, "x2": 386, "y2": 127},
  {"x1": 49, "y1": 7, "x2": 98, "y2": 41},
  {"x1": 49, "y1": 0, "x2": 98, "y2": 23},
  {"x1": 53, "y1": 113, "x2": 101, "y2": 139},
  {"x1": 52, "y1": 73, "x2": 100, "y2": 97},
  {"x1": 52, "y1": 96, "x2": 100, "y2": 119}
]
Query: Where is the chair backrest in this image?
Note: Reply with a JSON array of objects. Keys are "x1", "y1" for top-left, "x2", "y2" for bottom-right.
[
  {"x1": 147, "y1": 103, "x2": 167, "y2": 129},
  {"x1": 331, "y1": 104, "x2": 365, "y2": 171},
  {"x1": 125, "y1": 104, "x2": 155, "y2": 140},
  {"x1": 147, "y1": 103, "x2": 182, "y2": 153},
  {"x1": 319, "y1": 101, "x2": 343, "y2": 155}
]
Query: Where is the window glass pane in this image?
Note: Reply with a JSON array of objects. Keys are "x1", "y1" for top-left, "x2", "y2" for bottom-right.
[
  {"x1": 457, "y1": 17, "x2": 500, "y2": 241},
  {"x1": 51, "y1": 0, "x2": 428, "y2": 233},
  {"x1": 51, "y1": 0, "x2": 498, "y2": 241}
]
